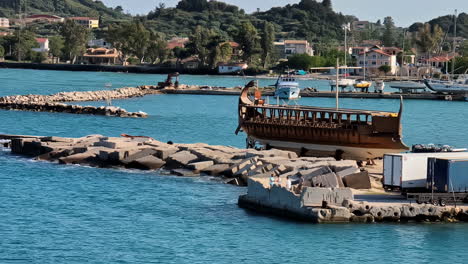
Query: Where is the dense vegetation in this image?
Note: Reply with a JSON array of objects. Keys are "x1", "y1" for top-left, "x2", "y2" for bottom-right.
[
  {"x1": 0, "y1": 0, "x2": 129, "y2": 19},
  {"x1": 409, "y1": 12, "x2": 468, "y2": 39},
  {"x1": 253, "y1": 0, "x2": 354, "y2": 42}
]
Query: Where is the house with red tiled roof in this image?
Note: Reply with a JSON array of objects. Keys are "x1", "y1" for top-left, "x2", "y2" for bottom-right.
[
  {"x1": 166, "y1": 37, "x2": 189, "y2": 50},
  {"x1": 23, "y1": 14, "x2": 64, "y2": 24},
  {"x1": 356, "y1": 46, "x2": 398, "y2": 76},
  {"x1": 32, "y1": 38, "x2": 49, "y2": 53}
]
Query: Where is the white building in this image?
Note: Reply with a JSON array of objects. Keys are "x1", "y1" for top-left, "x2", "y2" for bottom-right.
[
  {"x1": 274, "y1": 40, "x2": 314, "y2": 59},
  {"x1": 32, "y1": 38, "x2": 49, "y2": 53},
  {"x1": 356, "y1": 47, "x2": 398, "y2": 76},
  {"x1": 0, "y1": 17, "x2": 9, "y2": 28},
  {"x1": 218, "y1": 62, "x2": 248, "y2": 74},
  {"x1": 88, "y1": 39, "x2": 112, "y2": 49}
]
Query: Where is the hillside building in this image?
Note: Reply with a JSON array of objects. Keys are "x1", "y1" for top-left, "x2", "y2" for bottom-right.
[
  {"x1": 274, "y1": 40, "x2": 314, "y2": 59},
  {"x1": 68, "y1": 17, "x2": 99, "y2": 29},
  {"x1": 32, "y1": 38, "x2": 50, "y2": 53},
  {"x1": 0, "y1": 17, "x2": 9, "y2": 28}
]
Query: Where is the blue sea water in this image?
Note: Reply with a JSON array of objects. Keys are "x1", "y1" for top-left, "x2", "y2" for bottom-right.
[{"x1": 1, "y1": 69, "x2": 468, "y2": 263}]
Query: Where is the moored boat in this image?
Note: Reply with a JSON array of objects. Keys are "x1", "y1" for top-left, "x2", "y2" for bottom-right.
[
  {"x1": 389, "y1": 81, "x2": 427, "y2": 93},
  {"x1": 424, "y1": 75, "x2": 468, "y2": 94},
  {"x1": 274, "y1": 75, "x2": 301, "y2": 100},
  {"x1": 236, "y1": 81, "x2": 409, "y2": 160}
]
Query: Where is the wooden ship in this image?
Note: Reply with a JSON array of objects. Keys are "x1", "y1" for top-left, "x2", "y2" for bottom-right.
[{"x1": 236, "y1": 81, "x2": 409, "y2": 160}]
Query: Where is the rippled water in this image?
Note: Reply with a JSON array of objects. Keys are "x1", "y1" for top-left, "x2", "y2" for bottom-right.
[{"x1": 1, "y1": 69, "x2": 468, "y2": 263}]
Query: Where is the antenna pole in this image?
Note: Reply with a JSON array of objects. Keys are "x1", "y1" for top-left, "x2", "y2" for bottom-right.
[{"x1": 336, "y1": 58, "x2": 339, "y2": 110}]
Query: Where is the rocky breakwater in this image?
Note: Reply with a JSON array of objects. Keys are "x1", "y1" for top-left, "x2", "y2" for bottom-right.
[
  {"x1": 6, "y1": 134, "x2": 364, "y2": 187},
  {"x1": 0, "y1": 86, "x2": 161, "y2": 117}
]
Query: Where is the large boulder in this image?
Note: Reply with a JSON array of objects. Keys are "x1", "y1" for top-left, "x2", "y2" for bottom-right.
[
  {"x1": 165, "y1": 151, "x2": 199, "y2": 169},
  {"x1": 126, "y1": 155, "x2": 166, "y2": 170}
]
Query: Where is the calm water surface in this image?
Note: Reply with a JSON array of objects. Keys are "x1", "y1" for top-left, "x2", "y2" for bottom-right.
[{"x1": 1, "y1": 69, "x2": 468, "y2": 263}]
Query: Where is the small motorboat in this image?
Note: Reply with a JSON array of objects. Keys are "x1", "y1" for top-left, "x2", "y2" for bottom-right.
[
  {"x1": 374, "y1": 80, "x2": 385, "y2": 93},
  {"x1": 273, "y1": 74, "x2": 301, "y2": 100}
]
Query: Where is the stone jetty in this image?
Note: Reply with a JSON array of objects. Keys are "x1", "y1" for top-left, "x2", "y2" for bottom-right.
[
  {"x1": 0, "y1": 86, "x2": 160, "y2": 118},
  {"x1": 3, "y1": 134, "x2": 361, "y2": 186},
  {"x1": 2, "y1": 133, "x2": 468, "y2": 224}
]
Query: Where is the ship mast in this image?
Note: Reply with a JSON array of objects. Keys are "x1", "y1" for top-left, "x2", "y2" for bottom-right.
[{"x1": 452, "y1": 9, "x2": 457, "y2": 77}]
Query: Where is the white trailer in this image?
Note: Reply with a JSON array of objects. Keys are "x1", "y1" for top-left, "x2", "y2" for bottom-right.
[{"x1": 383, "y1": 152, "x2": 468, "y2": 190}]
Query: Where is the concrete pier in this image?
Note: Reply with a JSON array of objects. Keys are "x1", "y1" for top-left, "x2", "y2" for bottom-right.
[{"x1": 162, "y1": 86, "x2": 467, "y2": 101}]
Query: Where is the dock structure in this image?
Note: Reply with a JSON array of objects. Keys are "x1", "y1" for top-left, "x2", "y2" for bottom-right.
[
  {"x1": 2, "y1": 133, "x2": 468, "y2": 224},
  {"x1": 162, "y1": 87, "x2": 467, "y2": 101}
]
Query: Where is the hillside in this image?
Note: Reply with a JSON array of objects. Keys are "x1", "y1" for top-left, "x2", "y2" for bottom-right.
[
  {"x1": 409, "y1": 12, "x2": 468, "y2": 39},
  {"x1": 144, "y1": 0, "x2": 354, "y2": 42},
  {"x1": 0, "y1": 0, "x2": 128, "y2": 19},
  {"x1": 253, "y1": 0, "x2": 355, "y2": 42}
]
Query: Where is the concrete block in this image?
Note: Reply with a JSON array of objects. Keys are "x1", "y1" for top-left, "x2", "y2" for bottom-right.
[
  {"x1": 20, "y1": 140, "x2": 43, "y2": 156},
  {"x1": 225, "y1": 157, "x2": 258, "y2": 177},
  {"x1": 311, "y1": 172, "x2": 340, "y2": 188},
  {"x1": 234, "y1": 161, "x2": 263, "y2": 177},
  {"x1": 247, "y1": 163, "x2": 275, "y2": 176},
  {"x1": 171, "y1": 169, "x2": 198, "y2": 177},
  {"x1": 301, "y1": 187, "x2": 354, "y2": 206},
  {"x1": 143, "y1": 144, "x2": 179, "y2": 160},
  {"x1": 165, "y1": 151, "x2": 199, "y2": 169},
  {"x1": 41, "y1": 136, "x2": 75, "y2": 143},
  {"x1": 126, "y1": 155, "x2": 165, "y2": 170},
  {"x1": 121, "y1": 148, "x2": 158, "y2": 164},
  {"x1": 188, "y1": 161, "x2": 214, "y2": 171},
  {"x1": 343, "y1": 171, "x2": 372, "y2": 189},
  {"x1": 36, "y1": 149, "x2": 73, "y2": 161},
  {"x1": 108, "y1": 148, "x2": 142, "y2": 162},
  {"x1": 336, "y1": 166, "x2": 361, "y2": 178},
  {"x1": 200, "y1": 164, "x2": 231, "y2": 176},
  {"x1": 94, "y1": 139, "x2": 139, "y2": 149},
  {"x1": 59, "y1": 151, "x2": 97, "y2": 165}
]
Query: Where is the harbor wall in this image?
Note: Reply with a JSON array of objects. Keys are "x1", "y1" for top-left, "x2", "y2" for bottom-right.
[{"x1": 0, "y1": 62, "x2": 267, "y2": 75}]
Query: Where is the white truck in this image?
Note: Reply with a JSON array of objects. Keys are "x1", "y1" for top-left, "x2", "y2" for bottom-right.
[{"x1": 383, "y1": 152, "x2": 468, "y2": 190}]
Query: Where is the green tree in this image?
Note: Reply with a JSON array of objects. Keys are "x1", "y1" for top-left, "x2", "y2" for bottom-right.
[
  {"x1": 382, "y1": 16, "x2": 396, "y2": 46},
  {"x1": 146, "y1": 32, "x2": 168, "y2": 64},
  {"x1": 12, "y1": 29, "x2": 38, "y2": 61},
  {"x1": 219, "y1": 42, "x2": 233, "y2": 62},
  {"x1": 0, "y1": 44, "x2": 4, "y2": 58},
  {"x1": 460, "y1": 40, "x2": 468, "y2": 56},
  {"x1": 260, "y1": 21, "x2": 275, "y2": 69},
  {"x1": 107, "y1": 21, "x2": 151, "y2": 64},
  {"x1": 285, "y1": 54, "x2": 315, "y2": 70},
  {"x1": 235, "y1": 21, "x2": 260, "y2": 64},
  {"x1": 186, "y1": 26, "x2": 219, "y2": 67},
  {"x1": 30, "y1": 51, "x2": 47, "y2": 63},
  {"x1": 173, "y1": 46, "x2": 191, "y2": 66},
  {"x1": 48, "y1": 36, "x2": 64, "y2": 61},
  {"x1": 379, "y1": 65, "x2": 392, "y2": 76},
  {"x1": 322, "y1": 0, "x2": 332, "y2": 9},
  {"x1": 60, "y1": 20, "x2": 90, "y2": 64},
  {"x1": 414, "y1": 23, "x2": 444, "y2": 58}
]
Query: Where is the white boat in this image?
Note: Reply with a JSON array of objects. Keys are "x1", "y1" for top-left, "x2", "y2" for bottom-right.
[
  {"x1": 424, "y1": 11, "x2": 468, "y2": 94},
  {"x1": 389, "y1": 81, "x2": 427, "y2": 93},
  {"x1": 329, "y1": 78, "x2": 355, "y2": 89},
  {"x1": 374, "y1": 80, "x2": 385, "y2": 93},
  {"x1": 274, "y1": 75, "x2": 301, "y2": 100},
  {"x1": 425, "y1": 76, "x2": 468, "y2": 94}
]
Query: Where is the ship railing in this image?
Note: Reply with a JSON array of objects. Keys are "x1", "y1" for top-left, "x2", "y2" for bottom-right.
[{"x1": 245, "y1": 105, "x2": 372, "y2": 128}]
